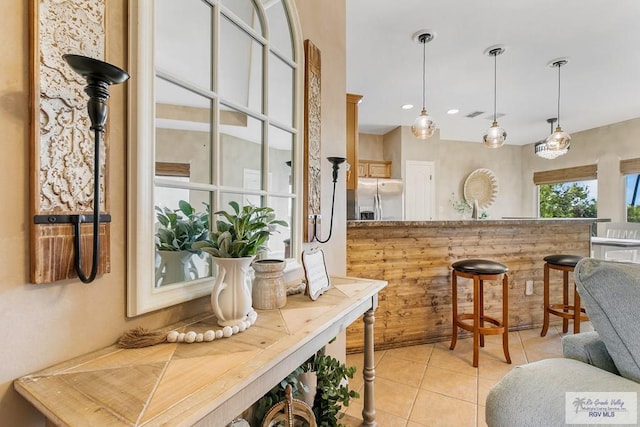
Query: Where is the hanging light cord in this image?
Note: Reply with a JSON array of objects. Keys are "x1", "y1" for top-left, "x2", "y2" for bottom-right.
[
  {"x1": 556, "y1": 64, "x2": 562, "y2": 128},
  {"x1": 421, "y1": 36, "x2": 427, "y2": 110},
  {"x1": 492, "y1": 51, "x2": 498, "y2": 122}
]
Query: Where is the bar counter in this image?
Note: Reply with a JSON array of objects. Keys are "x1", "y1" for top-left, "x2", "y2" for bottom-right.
[{"x1": 345, "y1": 219, "x2": 595, "y2": 352}]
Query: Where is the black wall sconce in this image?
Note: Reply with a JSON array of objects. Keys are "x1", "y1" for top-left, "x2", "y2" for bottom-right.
[
  {"x1": 34, "y1": 54, "x2": 129, "y2": 283},
  {"x1": 312, "y1": 156, "x2": 346, "y2": 243}
]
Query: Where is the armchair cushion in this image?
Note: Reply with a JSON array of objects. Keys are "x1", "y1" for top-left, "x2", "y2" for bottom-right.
[
  {"x1": 575, "y1": 258, "x2": 640, "y2": 382},
  {"x1": 486, "y1": 358, "x2": 640, "y2": 427},
  {"x1": 562, "y1": 331, "x2": 619, "y2": 375}
]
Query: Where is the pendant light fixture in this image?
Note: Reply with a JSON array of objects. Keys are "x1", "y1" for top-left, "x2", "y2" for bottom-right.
[
  {"x1": 411, "y1": 31, "x2": 436, "y2": 139},
  {"x1": 482, "y1": 45, "x2": 507, "y2": 148},
  {"x1": 541, "y1": 58, "x2": 571, "y2": 156},
  {"x1": 534, "y1": 117, "x2": 569, "y2": 159}
]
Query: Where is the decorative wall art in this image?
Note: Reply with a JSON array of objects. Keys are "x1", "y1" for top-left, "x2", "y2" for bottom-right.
[
  {"x1": 463, "y1": 168, "x2": 499, "y2": 209},
  {"x1": 29, "y1": 0, "x2": 110, "y2": 283},
  {"x1": 303, "y1": 39, "x2": 321, "y2": 242}
]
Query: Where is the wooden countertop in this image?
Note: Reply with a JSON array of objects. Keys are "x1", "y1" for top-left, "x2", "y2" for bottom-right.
[
  {"x1": 15, "y1": 276, "x2": 387, "y2": 427},
  {"x1": 347, "y1": 218, "x2": 604, "y2": 228}
]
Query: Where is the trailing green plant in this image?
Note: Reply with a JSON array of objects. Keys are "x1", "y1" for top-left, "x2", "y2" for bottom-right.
[
  {"x1": 449, "y1": 192, "x2": 471, "y2": 217},
  {"x1": 305, "y1": 347, "x2": 359, "y2": 427},
  {"x1": 253, "y1": 346, "x2": 359, "y2": 427},
  {"x1": 192, "y1": 201, "x2": 287, "y2": 258},
  {"x1": 155, "y1": 200, "x2": 210, "y2": 253}
]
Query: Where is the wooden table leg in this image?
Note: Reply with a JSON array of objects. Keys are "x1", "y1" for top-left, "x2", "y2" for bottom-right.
[{"x1": 361, "y1": 308, "x2": 377, "y2": 426}]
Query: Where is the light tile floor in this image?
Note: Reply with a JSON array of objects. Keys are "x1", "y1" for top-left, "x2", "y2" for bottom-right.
[{"x1": 341, "y1": 322, "x2": 593, "y2": 427}]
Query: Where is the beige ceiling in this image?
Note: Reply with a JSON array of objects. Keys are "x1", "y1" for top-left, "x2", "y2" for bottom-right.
[{"x1": 346, "y1": 0, "x2": 640, "y2": 145}]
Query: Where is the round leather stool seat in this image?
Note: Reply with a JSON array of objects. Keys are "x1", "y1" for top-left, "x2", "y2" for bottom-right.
[
  {"x1": 452, "y1": 259, "x2": 508, "y2": 275},
  {"x1": 543, "y1": 254, "x2": 582, "y2": 268}
]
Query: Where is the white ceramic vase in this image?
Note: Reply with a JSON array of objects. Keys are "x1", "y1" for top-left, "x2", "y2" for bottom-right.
[{"x1": 211, "y1": 256, "x2": 254, "y2": 327}]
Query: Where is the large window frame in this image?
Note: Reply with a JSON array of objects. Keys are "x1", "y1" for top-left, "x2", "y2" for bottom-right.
[
  {"x1": 127, "y1": 0, "x2": 304, "y2": 316},
  {"x1": 534, "y1": 164, "x2": 598, "y2": 219},
  {"x1": 621, "y1": 158, "x2": 640, "y2": 223}
]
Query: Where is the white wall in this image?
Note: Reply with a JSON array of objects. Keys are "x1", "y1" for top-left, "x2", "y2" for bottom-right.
[
  {"x1": 296, "y1": 0, "x2": 347, "y2": 276},
  {"x1": 382, "y1": 127, "x2": 402, "y2": 179},
  {"x1": 359, "y1": 133, "x2": 384, "y2": 160}
]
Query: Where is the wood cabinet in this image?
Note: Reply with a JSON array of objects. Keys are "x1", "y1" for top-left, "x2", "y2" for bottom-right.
[
  {"x1": 357, "y1": 162, "x2": 367, "y2": 177},
  {"x1": 358, "y1": 159, "x2": 392, "y2": 178},
  {"x1": 346, "y1": 93, "x2": 363, "y2": 190}
]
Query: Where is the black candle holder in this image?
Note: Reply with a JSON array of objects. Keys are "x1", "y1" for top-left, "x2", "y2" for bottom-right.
[
  {"x1": 312, "y1": 156, "x2": 346, "y2": 244},
  {"x1": 63, "y1": 54, "x2": 129, "y2": 283}
]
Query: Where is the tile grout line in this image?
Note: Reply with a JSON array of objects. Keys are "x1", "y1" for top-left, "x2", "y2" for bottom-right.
[{"x1": 344, "y1": 326, "x2": 573, "y2": 427}]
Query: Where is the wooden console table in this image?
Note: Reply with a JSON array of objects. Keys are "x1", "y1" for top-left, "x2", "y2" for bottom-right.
[{"x1": 15, "y1": 276, "x2": 386, "y2": 426}]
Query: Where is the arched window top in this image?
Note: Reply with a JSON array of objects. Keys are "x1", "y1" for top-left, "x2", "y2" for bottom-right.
[
  {"x1": 219, "y1": 0, "x2": 294, "y2": 62},
  {"x1": 263, "y1": 0, "x2": 294, "y2": 60},
  {"x1": 221, "y1": 0, "x2": 264, "y2": 35}
]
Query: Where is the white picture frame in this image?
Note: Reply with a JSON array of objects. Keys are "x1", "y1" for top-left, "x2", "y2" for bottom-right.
[{"x1": 302, "y1": 249, "x2": 331, "y2": 300}]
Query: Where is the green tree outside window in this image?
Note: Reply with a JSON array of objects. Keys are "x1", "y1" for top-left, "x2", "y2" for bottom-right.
[
  {"x1": 539, "y1": 182, "x2": 597, "y2": 218},
  {"x1": 626, "y1": 173, "x2": 640, "y2": 223}
]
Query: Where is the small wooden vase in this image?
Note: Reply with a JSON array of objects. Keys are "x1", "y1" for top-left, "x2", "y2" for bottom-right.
[{"x1": 252, "y1": 259, "x2": 286, "y2": 310}]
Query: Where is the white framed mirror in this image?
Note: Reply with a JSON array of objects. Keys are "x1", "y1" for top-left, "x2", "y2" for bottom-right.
[{"x1": 127, "y1": 0, "x2": 303, "y2": 316}]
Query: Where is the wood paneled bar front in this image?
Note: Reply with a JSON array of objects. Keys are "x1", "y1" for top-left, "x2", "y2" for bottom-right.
[{"x1": 345, "y1": 219, "x2": 595, "y2": 352}]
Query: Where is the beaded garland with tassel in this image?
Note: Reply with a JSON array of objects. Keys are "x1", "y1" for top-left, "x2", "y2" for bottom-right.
[{"x1": 117, "y1": 310, "x2": 258, "y2": 349}]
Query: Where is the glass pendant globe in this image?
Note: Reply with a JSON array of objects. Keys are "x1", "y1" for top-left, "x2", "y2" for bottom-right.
[
  {"x1": 411, "y1": 109, "x2": 436, "y2": 139},
  {"x1": 544, "y1": 126, "x2": 571, "y2": 151},
  {"x1": 482, "y1": 121, "x2": 507, "y2": 148}
]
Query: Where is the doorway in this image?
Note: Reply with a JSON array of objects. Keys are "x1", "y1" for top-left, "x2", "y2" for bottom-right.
[{"x1": 405, "y1": 160, "x2": 435, "y2": 220}]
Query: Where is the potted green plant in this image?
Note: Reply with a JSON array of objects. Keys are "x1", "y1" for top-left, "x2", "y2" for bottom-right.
[
  {"x1": 192, "y1": 201, "x2": 287, "y2": 258},
  {"x1": 154, "y1": 200, "x2": 210, "y2": 286},
  {"x1": 192, "y1": 201, "x2": 288, "y2": 327},
  {"x1": 254, "y1": 346, "x2": 359, "y2": 427}
]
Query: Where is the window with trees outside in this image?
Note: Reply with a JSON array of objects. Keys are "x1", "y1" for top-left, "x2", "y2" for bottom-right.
[
  {"x1": 621, "y1": 158, "x2": 640, "y2": 223},
  {"x1": 626, "y1": 173, "x2": 640, "y2": 223},
  {"x1": 534, "y1": 165, "x2": 598, "y2": 220}
]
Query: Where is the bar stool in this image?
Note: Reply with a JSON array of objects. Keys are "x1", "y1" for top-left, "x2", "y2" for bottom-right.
[
  {"x1": 540, "y1": 254, "x2": 587, "y2": 336},
  {"x1": 450, "y1": 259, "x2": 511, "y2": 368}
]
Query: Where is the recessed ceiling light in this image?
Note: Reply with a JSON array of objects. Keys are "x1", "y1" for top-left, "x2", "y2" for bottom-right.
[
  {"x1": 401, "y1": 104, "x2": 414, "y2": 110},
  {"x1": 447, "y1": 109, "x2": 459, "y2": 115}
]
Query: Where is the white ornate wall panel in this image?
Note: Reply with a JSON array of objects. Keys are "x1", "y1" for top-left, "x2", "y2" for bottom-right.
[{"x1": 30, "y1": 0, "x2": 110, "y2": 283}]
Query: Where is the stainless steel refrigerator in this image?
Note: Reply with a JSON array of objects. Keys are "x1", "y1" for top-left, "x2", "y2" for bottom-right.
[{"x1": 356, "y1": 178, "x2": 404, "y2": 220}]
